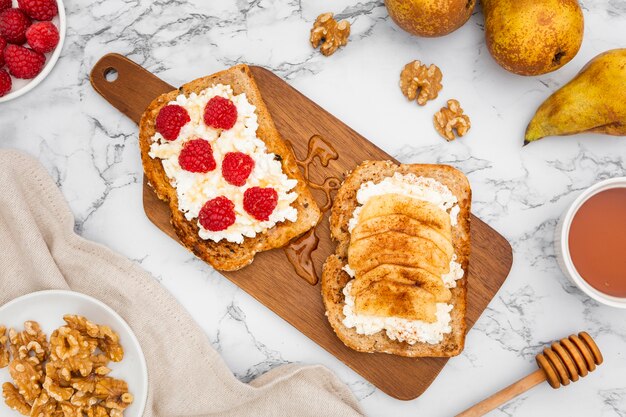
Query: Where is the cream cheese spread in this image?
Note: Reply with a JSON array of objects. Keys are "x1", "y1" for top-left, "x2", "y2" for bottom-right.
[{"x1": 149, "y1": 84, "x2": 298, "y2": 244}]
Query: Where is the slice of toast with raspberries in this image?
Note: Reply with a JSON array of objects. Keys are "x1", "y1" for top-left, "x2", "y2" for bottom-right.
[{"x1": 139, "y1": 64, "x2": 321, "y2": 271}]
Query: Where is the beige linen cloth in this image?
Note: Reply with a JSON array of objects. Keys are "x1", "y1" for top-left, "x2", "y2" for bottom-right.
[{"x1": 0, "y1": 149, "x2": 363, "y2": 417}]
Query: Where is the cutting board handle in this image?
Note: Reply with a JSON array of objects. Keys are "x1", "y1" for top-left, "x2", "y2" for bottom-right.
[{"x1": 90, "y1": 53, "x2": 174, "y2": 125}]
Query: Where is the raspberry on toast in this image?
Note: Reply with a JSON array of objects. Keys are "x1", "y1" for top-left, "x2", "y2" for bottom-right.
[
  {"x1": 139, "y1": 64, "x2": 321, "y2": 271},
  {"x1": 322, "y1": 161, "x2": 471, "y2": 357}
]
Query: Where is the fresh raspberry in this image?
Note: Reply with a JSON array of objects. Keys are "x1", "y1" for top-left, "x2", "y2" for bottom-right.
[
  {"x1": 25, "y1": 21, "x2": 58, "y2": 54},
  {"x1": 155, "y1": 104, "x2": 190, "y2": 141},
  {"x1": 0, "y1": 0, "x2": 11, "y2": 12},
  {"x1": 0, "y1": 8, "x2": 31, "y2": 44},
  {"x1": 0, "y1": 36, "x2": 6, "y2": 66},
  {"x1": 222, "y1": 152, "x2": 255, "y2": 186},
  {"x1": 178, "y1": 139, "x2": 216, "y2": 173},
  {"x1": 198, "y1": 196, "x2": 236, "y2": 232},
  {"x1": 4, "y1": 44, "x2": 44, "y2": 79},
  {"x1": 203, "y1": 96, "x2": 237, "y2": 130},
  {"x1": 243, "y1": 187, "x2": 278, "y2": 221},
  {"x1": 0, "y1": 69, "x2": 11, "y2": 97},
  {"x1": 17, "y1": 0, "x2": 58, "y2": 21}
]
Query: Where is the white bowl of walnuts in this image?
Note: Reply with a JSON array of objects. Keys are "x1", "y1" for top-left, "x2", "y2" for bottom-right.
[
  {"x1": 0, "y1": 290, "x2": 148, "y2": 417},
  {"x1": 0, "y1": 0, "x2": 65, "y2": 102}
]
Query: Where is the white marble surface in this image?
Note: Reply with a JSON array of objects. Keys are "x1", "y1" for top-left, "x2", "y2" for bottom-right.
[{"x1": 2, "y1": 0, "x2": 626, "y2": 415}]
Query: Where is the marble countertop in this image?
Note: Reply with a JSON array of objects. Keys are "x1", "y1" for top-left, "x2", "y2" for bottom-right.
[{"x1": 2, "y1": 0, "x2": 626, "y2": 415}]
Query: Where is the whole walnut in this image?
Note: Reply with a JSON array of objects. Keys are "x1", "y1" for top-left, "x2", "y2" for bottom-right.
[
  {"x1": 433, "y1": 99, "x2": 471, "y2": 141},
  {"x1": 400, "y1": 60, "x2": 443, "y2": 106},
  {"x1": 310, "y1": 13, "x2": 350, "y2": 56}
]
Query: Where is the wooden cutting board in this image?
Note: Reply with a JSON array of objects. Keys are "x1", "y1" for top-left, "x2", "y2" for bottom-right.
[{"x1": 90, "y1": 53, "x2": 513, "y2": 401}]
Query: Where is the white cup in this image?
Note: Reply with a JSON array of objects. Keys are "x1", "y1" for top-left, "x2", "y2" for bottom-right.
[{"x1": 555, "y1": 177, "x2": 626, "y2": 309}]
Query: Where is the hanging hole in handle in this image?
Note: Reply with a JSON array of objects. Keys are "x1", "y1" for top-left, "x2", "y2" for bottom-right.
[{"x1": 104, "y1": 67, "x2": 118, "y2": 82}]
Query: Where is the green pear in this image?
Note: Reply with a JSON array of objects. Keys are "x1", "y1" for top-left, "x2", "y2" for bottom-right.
[{"x1": 525, "y1": 49, "x2": 626, "y2": 144}]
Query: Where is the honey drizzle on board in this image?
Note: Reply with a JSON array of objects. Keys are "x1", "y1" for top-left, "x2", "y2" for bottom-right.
[
  {"x1": 283, "y1": 135, "x2": 340, "y2": 285},
  {"x1": 284, "y1": 228, "x2": 320, "y2": 285},
  {"x1": 568, "y1": 187, "x2": 626, "y2": 297}
]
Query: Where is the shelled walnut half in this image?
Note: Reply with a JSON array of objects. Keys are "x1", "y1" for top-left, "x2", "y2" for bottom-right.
[
  {"x1": 2, "y1": 383, "x2": 31, "y2": 416},
  {"x1": 400, "y1": 60, "x2": 443, "y2": 106},
  {"x1": 0, "y1": 326, "x2": 9, "y2": 368},
  {"x1": 9, "y1": 358, "x2": 43, "y2": 403},
  {"x1": 310, "y1": 13, "x2": 350, "y2": 56},
  {"x1": 9, "y1": 321, "x2": 49, "y2": 363},
  {"x1": 433, "y1": 99, "x2": 471, "y2": 141}
]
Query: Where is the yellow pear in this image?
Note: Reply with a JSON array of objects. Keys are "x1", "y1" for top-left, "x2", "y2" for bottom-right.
[
  {"x1": 385, "y1": 0, "x2": 476, "y2": 37},
  {"x1": 525, "y1": 49, "x2": 626, "y2": 144},
  {"x1": 483, "y1": 0, "x2": 584, "y2": 76}
]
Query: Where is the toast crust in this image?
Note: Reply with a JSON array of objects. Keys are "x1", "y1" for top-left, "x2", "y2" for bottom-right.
[
  {"x1": 139, "y1": 65, "x2": 321, "y2": 271},
  {"x1": 321, "y1": 160, "x2": 471, "y2": 357}
]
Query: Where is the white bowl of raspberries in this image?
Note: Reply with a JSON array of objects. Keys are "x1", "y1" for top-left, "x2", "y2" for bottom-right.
[{"x1": 0, "y1": 0, "x2": 64, "y2": 102}]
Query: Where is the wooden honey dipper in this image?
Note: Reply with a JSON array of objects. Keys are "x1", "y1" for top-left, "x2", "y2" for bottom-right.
[{"x1": 456, "y1": 332, "x2": 603, "y2": 417}]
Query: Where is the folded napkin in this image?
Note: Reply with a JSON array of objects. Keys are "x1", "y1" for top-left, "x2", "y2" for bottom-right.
[{"x1": 0, "y1": 149, "x2": 363, "y2": 417}]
